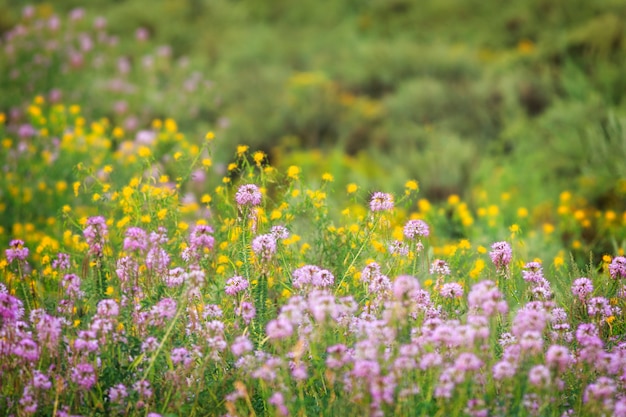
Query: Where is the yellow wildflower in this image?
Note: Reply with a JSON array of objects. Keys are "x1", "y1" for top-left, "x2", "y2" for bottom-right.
[
  {"x1": 287, "y1": 165, "x2": 301, "y2": 180},
  {"x1": 236, "y1": 145, "x2": 249, "y2": 156}
]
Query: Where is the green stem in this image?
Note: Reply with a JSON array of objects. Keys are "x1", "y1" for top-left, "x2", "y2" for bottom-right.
[
  {"x1": 141, "y1": 298, "x2": 186, "y2": 382},
  {"x1": 335, "y1": 215, "x2": 381, "y2": 294}
]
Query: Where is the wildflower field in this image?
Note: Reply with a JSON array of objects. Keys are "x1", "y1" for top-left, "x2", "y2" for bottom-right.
[{"x1": 2, "y1": 3, "x2": 626, "y2": 417}]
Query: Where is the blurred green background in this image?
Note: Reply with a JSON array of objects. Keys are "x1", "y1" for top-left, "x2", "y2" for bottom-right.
[{"x1": 1, "y1": 0, "x2": 625, "y2": 208}]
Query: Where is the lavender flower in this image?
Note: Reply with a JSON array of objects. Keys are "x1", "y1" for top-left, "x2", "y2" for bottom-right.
[
  {"x1": 369, "y1": 192, "x2": 394, "y2": 212},
  {"x1": 522, "y1": 261, "x2": 544, "y2": 283},
  {"x1": 0, "y1": 292, "x2": 24, "y2": 322},
  {"x1": 96, "y1": 299, "x2": 119, "y2": 317},
  {"x1": 468, "y1": 280, "x2": 508, "y2": 316},
  {"x1": 61, "y1": 273, "x2": 84, "y2": 299},
  {"x1": 19, "y1": 386, "x2": 37, "y2": 414},
  {"x1": 388, "y1": 240, "x2": 409, "y2": 256},
  {"x1": 235, "y1": 184, "x2": 262, "y2": 207},
  {"x1": 546, "y1": 345, "x2": 572, "y2": 373},
  {"x1": 587, "y1": 297, "x2": 613, "y2": 320},
  {"x1": 292, "y1": 265, "x2": 319, "y2": 289},
  {"x1": 52, "y1": 252, "x2": 71, "y2": 270},
  {"x1": 189, "y1": 224, "x2": 215, "y2": 253},
  {"x1": 13, "y1": 338, "x2": 40, "y2": 362},
  {"x1": 231, "y1": 335, "x2": 253, "y2": 357},
  {"x1": 238, "y1": 301, "x2": 256, "y2": 324},
  {"x1": 609, "y1": 256, "x2": 626, "y2": 280},
  {"x1": 133, "y1": 379, "x2": 153, "y2": 400},
  {"x1": 403, "y1": 219, "x2": 430, "y2": 239},
  {"x1": 170, "y1": 347, "x2": 192, "y2": 367},
  {"x1": 71, "y1": 363, "x2": 96, "y2": 390},
  {"x1": 429, "y1": 259, "x2": 450, "y2": 276},
  {"x1": 268, "y1": 392, "x2": 289, "y2": 416},
  {"x1": 251, "y1": 233, "x2": 277, "y2": 261},
  {"x1": 571, "y1": 277, "x2": 594, "y2": 302},
  {"x1": 145, "y1": 247, "x2": 170, "y2": 275},
  {"x1": 439, "y1": 282, "x2": 464, "y2": 298},
  {"x1": 392, "y1": 275, "x2": 420, "y2": 301},
  {"x1": 108, "y1": 384, "x2": 128, "y2": 405},
  {"x1": 583, "y1": 377, "x2": 616, "y2": 403},
  {"x1": 489, "y1": 241, "x2": 512, "y2": 272},
  {"x1": 83, "y1": 216, "x2": 108, "y2": 257},
  {"x1": 312, "y1": 268, "x2": 335, "y2": 288},
  {"x1": 6, "y1": 239, "x2": 29, "y2": 263},
  {"x1": 32, "y1": 370, "x2": 52, "y2": 390},
  {"x1": 123, "y1": 227, "x2": 148, "y2": 253},
  {"x1": 268, "y1": 392, "x2": 289, "y2": 417},
  {"x1": 266, "y1": 317, "x2": 294, "y2": 340},
  {"x1": 270, "y1": 225, "x2": 290, "y2": 240},
  {"x1": 165, "y1": 267, "x2": 186, "y2": 287},
  {"x1": 225, "y1": 275, "x2": 249, "y2": 296},
  {"x1": 528, "y1": 365, "x2": 551, "y2": 388}
]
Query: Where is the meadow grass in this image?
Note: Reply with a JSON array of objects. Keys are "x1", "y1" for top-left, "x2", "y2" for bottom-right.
[
  {"x1": 1, "y1": 98, "x2": 626, "y2": 417},
  {"x1": 1, "y1": 4, "x2": 626, "y2": 417}
]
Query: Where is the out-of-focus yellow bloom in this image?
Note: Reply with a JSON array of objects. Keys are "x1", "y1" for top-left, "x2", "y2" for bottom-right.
[
  {"x1": 553, "y1": 255, "x2": 564, "y2": 268},
  {"x1": 322, "y1": 172, "x2": 334, "y2": 182},
  {"x1": 487, "y1": 205, "x2": 499, "y2": 217},
  {"x1": 253, "y1": 151, "x2": 265, "y2": 166},
  {"x1": 165, "y1": 118, "x2": 177, "y2": 132},
  {"x1": 405, "y1": 180, "x2": 419, "y2": 191},
  {"x1": 236, "y1": 145, "x2": 249, "y2": 156},
  {"x1": 605, "y1": 211, "x2": 616, "y2": 222},
  {"x1": 347, "y1": 183, "x2": 358, "y2": 194},
  {"x1": 418, "y1": 199, "x2": 431, "y2": 213},
  {"x1": 138, "y1": 146, "x2": 151, "y2": 158},
  {"x1": 448, "y1": 194, "x2": 460, "y2": 205},
  {"x1": 157, "y1": 209, "x2": 168, "y2": 220},
  {"x1": 287, "y1": 165, "x2": 301, "y2": 180}
]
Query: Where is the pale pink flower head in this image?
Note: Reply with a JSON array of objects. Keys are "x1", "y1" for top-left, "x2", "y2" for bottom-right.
[
  {"x1": 235, "y1": 184, "x2": 262, "y2": 207},
  {"x1": 609, "y1": 256, "x2": 626, "y2": 280},
  {"x1": 370, "y1": 192, "x2": 394, "y2": 212},
  {"x1": 403, "y1": 219, "x2": 430, "y2": 239},
  {"x1": 489, "y1": 241, "x2": 512, "y2": 272}
]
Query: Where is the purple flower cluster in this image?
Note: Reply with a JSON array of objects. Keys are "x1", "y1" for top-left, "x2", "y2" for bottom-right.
[
  {"x1": 521, "y1": 261, "x2": 553, "y2": 300},
  {"x1": 489, "y1": 241, "x2": 512, "y2": 273},
  {"x1": 403, "y1": 219, "x2": 430, "y2": 239},
  {"x1": 388, "y1": 240, "x2": 409, "y2": 256},
  {"x1": 6, "y1": 239, "x2": 29, "y2": 263},
  {"x1": 83, "y1": 216, "x2": 108, "y2": 257},
  {"x1": 429, "y1": 259, "x2": 451, "y2": 276},
  {"x1": 235, "y1": 184, "x2": 262, "y2": 207},
  {"x1": 225, "y1": 275, "x2": 249, "y2": 296},
  {"x1": 439, "y1": 283, "x2": 463, "y2": 298},
  {"x1": 123, "y1": 226, "x2": 148, "y2": 253},
  {"x1": 609, "y1": 256, "x2": 626, "y2": 280},
  {"x1": 291, "y1": 265, "x2": 335, "y2": 290},
  {"x1": 369, "y1": 192, "x2": 394, "y2": 212},
  {"x1": 571, "y1": 277, "x2": 594, "y2": 302},
  {"x1": 251, "y1": 233, "x2": 277, "y2": 261}
]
